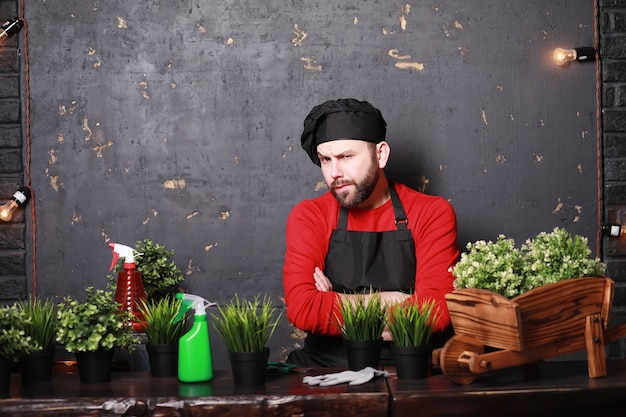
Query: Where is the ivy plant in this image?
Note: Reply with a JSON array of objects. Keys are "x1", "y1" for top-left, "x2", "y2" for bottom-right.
[
  {"x1": 56, "y1": 287, "x2": 139, "y2": 353},
  {"x1": 0, "y1": 304, "x2": 35, "y2": 361},
  {"x1": 134, "y1": 239, "x2": 185, "y2": 297}
]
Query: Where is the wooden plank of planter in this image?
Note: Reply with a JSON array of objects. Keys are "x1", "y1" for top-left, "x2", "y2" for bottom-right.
[
  {"x1": 513, "y1": 277, "x2": 609, "y2": 350},
  {"x1": 445, "y1": 289, "x2": 523, "y2": 351}
]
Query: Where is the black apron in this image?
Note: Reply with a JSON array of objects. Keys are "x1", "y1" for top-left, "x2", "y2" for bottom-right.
[{"x1": 287, "y1": 182, "x2": 417, "y2": 367}]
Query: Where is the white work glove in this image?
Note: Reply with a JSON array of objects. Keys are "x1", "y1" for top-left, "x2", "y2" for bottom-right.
[{"x1": 302, "y1": 367, "x2": 389, "y2": 386}]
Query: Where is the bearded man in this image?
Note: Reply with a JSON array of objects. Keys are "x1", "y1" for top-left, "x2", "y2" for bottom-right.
[{"x1": 283, "y1": 98, "x2": 459, "y2": 367}]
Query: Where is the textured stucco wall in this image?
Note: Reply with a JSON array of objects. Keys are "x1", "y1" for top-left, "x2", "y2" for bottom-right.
[{"x1": 8, "y1": 0, "x2": 599, "y2": 365}]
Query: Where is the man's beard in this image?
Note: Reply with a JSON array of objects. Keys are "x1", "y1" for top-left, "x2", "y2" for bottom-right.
[{"x1": 330, "y1": 162, "x2": 379, "y2": 209}]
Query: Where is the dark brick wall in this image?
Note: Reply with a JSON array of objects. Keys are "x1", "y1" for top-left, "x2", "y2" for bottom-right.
[
  {"x1": 603, "y1": 0, "x2": 626, "y2": 357},
  {"x1": 0, "y1": 0, "x2": 26, "y2": 302}
]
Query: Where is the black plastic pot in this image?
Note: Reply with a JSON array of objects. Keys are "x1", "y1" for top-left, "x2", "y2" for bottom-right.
[
  {"x1": 228, "y1": 349, "x2": 269, "y2": 386},
  {"x1": 19, "y1": 345, "x2": 55, "y2": 385},
  {"x1": 147, "y1": 344, "x2": 178, "y2": 377},
  {"x1": 391, "y1": 345, "x2": 431, "y2": 379},
  {"x1": 75, "y1": 349, "x2": 114, "y2": 383},
  {"x1": 0, "y1": 355, "x2": 11, "y2": 397},
  {"x1": 344, "y1": 339, "x2": 383, "y2": 371}
]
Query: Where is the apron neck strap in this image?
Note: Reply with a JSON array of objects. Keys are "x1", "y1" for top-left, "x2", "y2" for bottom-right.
[{"x1": 337, "y1": 182, "x2": 408, "y2": 230}]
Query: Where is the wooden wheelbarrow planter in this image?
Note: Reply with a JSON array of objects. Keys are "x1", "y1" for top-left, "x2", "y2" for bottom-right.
[{"x1": 432, "y1": 277, "x2": 626, "y2": 385}]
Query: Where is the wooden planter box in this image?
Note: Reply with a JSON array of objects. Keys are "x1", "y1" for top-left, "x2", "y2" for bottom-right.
[{"x1": 434, "y1": 277, "x2": 626, "y2": 384}]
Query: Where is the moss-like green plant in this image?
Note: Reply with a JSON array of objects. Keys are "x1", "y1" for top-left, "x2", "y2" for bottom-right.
[
  {"x1": 17, "y1": 296, "x2": 58, "y2": 351},
  {"x1": 56, "y1": 287, "x2": 139, "y2": 353},
  {"x1": 212, "y1": 294, "x2": 281, "y2": 353},
  {"x1": 334, "y1": 290, "x2": 387, "y2": 341},
  {"x1": 521, "y1": 227, "x2": 605, "y2": 291},
  {"x1": 387, "y1": 298, "x2": 440, "y2": 347},
  {"x1": 138, "y1": 295, "x2": 189, "y2": 345},
  {"x1": 0, "y1": 304, "x2": 35, "y2": 361},
  {"x1": 453, "y1": 227, "x2": 606, "y2": 297}
]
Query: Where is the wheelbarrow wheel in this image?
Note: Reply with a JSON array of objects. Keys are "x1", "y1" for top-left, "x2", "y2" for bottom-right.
[{"x1": 439, "y1": 334, "x2": 484, "y2": 385}]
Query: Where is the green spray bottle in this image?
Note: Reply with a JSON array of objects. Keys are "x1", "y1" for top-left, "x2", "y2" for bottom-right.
[{"x1": 175, "y1": 292, "x2": 216, "y2": 383}]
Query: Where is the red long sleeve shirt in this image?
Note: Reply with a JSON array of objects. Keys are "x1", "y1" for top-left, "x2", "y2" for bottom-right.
[{"x1": 283, "y1": 182, "x2": 459, "y2": 336}]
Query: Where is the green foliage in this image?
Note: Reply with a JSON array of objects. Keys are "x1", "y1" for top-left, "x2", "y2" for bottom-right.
[
  {"x1": 334, "y1": 291, "x2": 387, "y2": 341},
  {"x1": 138, "y1": 295, "x2": 189, "y2": 345},
  {"x1": 0, "y1": 304, "x2": 35, "y2": 360},
  {"x1": 212, "y1": 294, "x2": 281, "y2": 353},
  {"x1": 521, "y1": 227, "x2": 606, "y2": 290},
  {"x1": 452, "y1": 235, "x2": 526, "y2": 298},
  {"x1": 17, "y1": 296, "x2": 58, "y2": 351},
  {"x1": 453, "y1": 227, "x2": 606, "y2": 297},
  {"x1": 56, "y1": 287, "x2": 139, "y2": 353},
  {"x1": 134, "y1": 239, "x2": 185, "y2": 297},
  {"x1": 387, "y1": 298, "x2": 440, "y2": 347}
]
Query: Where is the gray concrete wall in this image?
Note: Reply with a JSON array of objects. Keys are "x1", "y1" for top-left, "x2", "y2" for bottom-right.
[{"x1": 7, "y1": 1, "x2": 599, "y2": 365}]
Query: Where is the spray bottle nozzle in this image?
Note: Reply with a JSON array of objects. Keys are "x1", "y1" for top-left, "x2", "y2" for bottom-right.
[
  {"x1": 109, "y1": 242, "x2": 142, "y2": 270},
  {"x1": 175, "y1": 292, "x2": 216, "y2": 322}
]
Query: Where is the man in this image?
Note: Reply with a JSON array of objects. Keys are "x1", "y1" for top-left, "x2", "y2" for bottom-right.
[{"x1": 283, "y1": 98, "x2": 459, "y2": 367}]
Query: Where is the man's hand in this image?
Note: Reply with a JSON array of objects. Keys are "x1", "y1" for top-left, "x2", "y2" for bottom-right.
[
  {"x1": 313, "y1": 267, "x2": 333, "y2": 291},
  {"x1": 314, "y1": 267, "x2": 411, "y2": 307},
  {"x1": 313, "y1": 267, "x2": 411, "y2": 342}
]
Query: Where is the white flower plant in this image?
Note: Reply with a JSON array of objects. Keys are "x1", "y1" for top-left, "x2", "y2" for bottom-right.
[{"x1": 452, "y1": 227, "x2": 606, "y2": 298}]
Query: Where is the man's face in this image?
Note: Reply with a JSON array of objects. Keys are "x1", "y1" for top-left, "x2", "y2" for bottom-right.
[{"x1": 316, "y1": 139, "x2": 379, "y2": 209}]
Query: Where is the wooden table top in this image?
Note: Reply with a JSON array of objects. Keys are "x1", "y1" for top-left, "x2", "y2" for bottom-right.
[
  {"x1": 1, "y1": 367, "x2": 390, "y2": 417},
  {"x1": 2, "y1": 360, "x2": 626, "y2": 416},
  {"x1": 387, "y1": 359, "x2": 626, "y2": 417}
]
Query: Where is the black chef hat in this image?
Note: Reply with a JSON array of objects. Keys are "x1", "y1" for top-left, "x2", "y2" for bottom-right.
[{"x1": 300, "y1": 98, "x2": 387, "y2": 166}]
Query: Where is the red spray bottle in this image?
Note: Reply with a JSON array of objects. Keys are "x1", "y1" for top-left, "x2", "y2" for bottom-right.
[{"x1": 109, "y1": 242, "x2": 147, "y2": 331}]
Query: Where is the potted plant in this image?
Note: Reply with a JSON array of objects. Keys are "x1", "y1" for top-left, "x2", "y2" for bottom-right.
[
  {"x1": 436, "y1": 227, "x2": 610, "y2": 384},
  {"x1": 56, "y1": 287, "x2": 139, "y2": 383},
  {"x1": 0, "y1": 304, "x2": 35, "y2": 395},
  {"x1": 108, "y1": 239, "x2": 186, "y2": 300},
  {"x1": 134, "y1": 239, "x2": 186, "y2": 299},
  {"x1": 334, "y1": 290, "x2": 388, "y2": 371},
  {"x1": 387, "y1": 298, "x2": 440, "y2": 379},
  {"x1": 452, "y1": 227, "x2": 605, "y2": 297},
  {"x1": 212, "y1": 294, "x2": 281, "y2": 386},
  {"x1": 138, "y1": 295, "x2": 190, "y2": 377},
  {"x1": 16, "y1": 296, "x2": 58, "y2": 385}
]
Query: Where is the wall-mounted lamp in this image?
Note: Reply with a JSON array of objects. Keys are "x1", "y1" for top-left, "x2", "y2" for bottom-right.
[
  {"x1": 0, "y1": 17, "x2": 23, "y2": 41},
  {"x1": 602, "y1": 224, "x2": 624, "y2": 237},
  {"x1": 553, "y1": 47, "x2": 597, "y2": 66},
  {"x1": 0, "y1": 186, "x2": 31, "y2": 222}
]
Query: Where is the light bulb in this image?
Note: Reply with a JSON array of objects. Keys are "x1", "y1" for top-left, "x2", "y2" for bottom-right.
[
  {"x1": 554, "y1": 48, "x2": 577, "y2": 66},
  {"x1": 0, "y1": 187, "x2": 31, "y2": 222},
  {"x1": 554, "y1": 47, "x2": 597, "y2": 66}
]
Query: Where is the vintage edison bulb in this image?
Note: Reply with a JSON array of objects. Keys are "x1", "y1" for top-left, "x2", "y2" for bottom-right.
[
  {"x1": 0, "y1": 187, "x2": 30, "y2": 221},
  {"x1": 553, "y1": 48, "x2": 577, "y2": 66}
]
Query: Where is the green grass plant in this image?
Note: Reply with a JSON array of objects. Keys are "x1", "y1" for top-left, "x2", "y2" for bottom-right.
[
  {"x1": 387, "y1": 298, "x2": 439, "y2": 347},
  {"x1": 212, "y1": 294, "x2": 281, "y2": 353},
  {"x1": 17, "y1": 296, "x2": 58, "y2": 351},
  {"x1": 335, "y1": 290, "x2": 387, "y2": 341},
  {"x1": 138, "y1": 295, "x2": 189, "y2": 345}
]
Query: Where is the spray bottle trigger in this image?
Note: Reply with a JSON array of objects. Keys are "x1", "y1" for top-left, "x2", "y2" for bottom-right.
[
  {"x1": 174, "y1": 299, "x2": 194, "y2": 323},
  {"x1": 109, "y1": 252, "x2": 120, "y2": 271}
]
